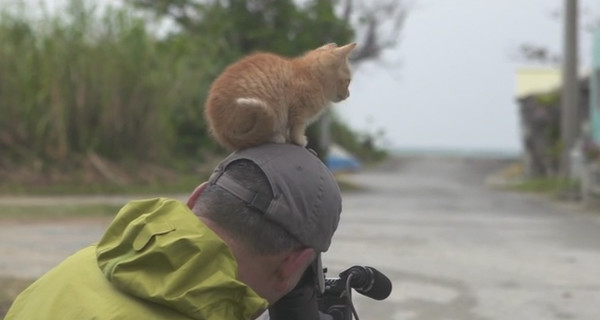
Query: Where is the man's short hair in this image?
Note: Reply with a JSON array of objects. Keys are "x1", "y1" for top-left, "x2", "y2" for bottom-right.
[{"x1": 193, "y1": 160, "x2": 302, "y2": 255}]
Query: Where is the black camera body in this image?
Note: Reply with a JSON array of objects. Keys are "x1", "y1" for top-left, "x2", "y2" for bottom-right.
[{"x1": 269, "y1": 264, "x2": 391, "y2": 320}]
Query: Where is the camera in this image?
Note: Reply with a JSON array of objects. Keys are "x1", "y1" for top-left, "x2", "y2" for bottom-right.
[{"x1": 269, "y1": 261, "x2": 392, "y2": 320}]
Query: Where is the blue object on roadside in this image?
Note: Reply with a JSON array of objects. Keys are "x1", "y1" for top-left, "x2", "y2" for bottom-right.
[{"x1": 326, "y1": 144, "x2": 362, "y2": 173}]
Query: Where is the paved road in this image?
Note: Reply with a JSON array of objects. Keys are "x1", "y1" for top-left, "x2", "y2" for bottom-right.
[
  {"x1": 324, "y1": 156, "x2": 600, "y2": 320},
  {"x1": 1, "y1": 156, "x2": 600, "y2": 320}
]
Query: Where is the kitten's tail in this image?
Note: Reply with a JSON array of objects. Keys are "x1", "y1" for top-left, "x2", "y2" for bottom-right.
[{"x1": 218, "y1": 97, "x2": 276, "y2": 150}]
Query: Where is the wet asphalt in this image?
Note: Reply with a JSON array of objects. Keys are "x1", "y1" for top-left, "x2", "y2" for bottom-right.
[{"x1": 324, "y1": 156, "x2": 600, "y2": 320}]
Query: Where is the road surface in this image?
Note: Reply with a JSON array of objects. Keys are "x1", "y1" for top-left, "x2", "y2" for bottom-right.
[
  {"x1": 1, "y1": 156, "x2": 600, "y2": 320},
  {"x1": 325, "y1": 156, "x2": 600, "y2": 320}
]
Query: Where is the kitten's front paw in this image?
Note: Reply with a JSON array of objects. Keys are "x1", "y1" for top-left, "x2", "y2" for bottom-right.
[
  {"x1": 291, "y1": 135, "x2": 308, "y2": 147},
  {"x1": 271, "y1": 133, "x2": 287, "y2": 144}
]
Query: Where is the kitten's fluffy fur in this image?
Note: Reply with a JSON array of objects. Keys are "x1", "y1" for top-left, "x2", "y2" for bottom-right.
[{"x1": 204, "y1": 42, "x2": 357, "y2": 150}]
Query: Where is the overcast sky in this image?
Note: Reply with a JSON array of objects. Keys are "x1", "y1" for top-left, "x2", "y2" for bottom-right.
[{"x1": 339, "y1": 0, "x2": 600, "y2": 153}]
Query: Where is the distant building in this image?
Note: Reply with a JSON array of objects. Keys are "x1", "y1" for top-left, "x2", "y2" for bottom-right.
[
  {"x1": 514, "y1": 27, "x2": 600, "y2": 204},
  {"x1": 514, "y1": 67, "x2": 590, "y2": 179},
  {"x1": 515, "y1": 68, "x2": 562, "y2": 98}
]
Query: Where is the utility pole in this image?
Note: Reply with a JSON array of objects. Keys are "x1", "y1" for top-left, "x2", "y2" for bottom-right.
[{"x1": 560, "y1": 0, "x2": 579, "y2": 179}]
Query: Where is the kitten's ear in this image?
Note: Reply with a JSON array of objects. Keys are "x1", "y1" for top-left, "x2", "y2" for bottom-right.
[
  {"x1": 333, "y1": 42, "x2": 357, "y2": 57},
  {"x1": 316, "y1": 43, "x2": 337, "y2": 51}
]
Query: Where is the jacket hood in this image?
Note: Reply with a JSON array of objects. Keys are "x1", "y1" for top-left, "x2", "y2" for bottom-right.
[{"x1": 96, "y1": 198, "x2": 268, "y2": 320}]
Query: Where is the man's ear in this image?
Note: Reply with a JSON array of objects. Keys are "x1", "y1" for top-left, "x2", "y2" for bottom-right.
[
  {"x1": 187, "y1": 182, "x2": 209, "y2": 209},
  {"x1": 273, "y1": 247, "x2": 315, "y2": 293}
]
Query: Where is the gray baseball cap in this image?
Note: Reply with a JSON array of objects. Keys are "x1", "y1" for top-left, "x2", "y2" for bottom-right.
[{"x1": 207, "y1": 143, "x2": 342, "y2": 252}]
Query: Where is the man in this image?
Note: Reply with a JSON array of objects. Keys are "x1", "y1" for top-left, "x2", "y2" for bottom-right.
[{"x1": 5, "y1": 143, "x2": 342, "y2": 320}]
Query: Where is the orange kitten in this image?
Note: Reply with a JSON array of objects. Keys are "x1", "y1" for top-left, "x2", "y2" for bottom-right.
[{"x1": 204, "y1": 42, "x2": 357, "y2": 150}]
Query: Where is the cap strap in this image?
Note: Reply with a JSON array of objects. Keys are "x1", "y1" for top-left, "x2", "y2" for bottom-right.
[{"x1": 214, "y1": 172, "x2": 271, "y2": 214}]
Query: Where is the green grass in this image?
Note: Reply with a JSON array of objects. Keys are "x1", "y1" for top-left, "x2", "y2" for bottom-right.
[
  {"x1": 336, "y1": 176, "x2": 365, "y2": 192},
  {"x1": 509, "y1": 177, "x2": 580, "y2": 195},
  {"x1": 0, "y1": 175, "x2": 363, "y2": 219},
  {"x1": 0, "y1": 172, "x2": 209, "y2": 196}
]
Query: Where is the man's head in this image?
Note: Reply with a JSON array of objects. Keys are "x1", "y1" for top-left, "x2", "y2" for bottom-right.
[{"x1": 187, "y1": 143, "x2": 342, "y2": 303}]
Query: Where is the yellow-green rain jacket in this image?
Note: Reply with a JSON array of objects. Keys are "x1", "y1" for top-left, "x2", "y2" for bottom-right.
[{"x1": 5, "y1": 198, "x2": 268, "y2": 320}]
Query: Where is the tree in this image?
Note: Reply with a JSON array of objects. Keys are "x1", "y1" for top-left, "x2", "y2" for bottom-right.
[
  {"x1": 127, "y1": 0, "x2": 408, "y2": 66},
  {"x1": 127, "y1": 0, "x2": 353, "y2": 55},
  {"x1": 126, "y1": 0, "x2": 408, "y2": 159}
]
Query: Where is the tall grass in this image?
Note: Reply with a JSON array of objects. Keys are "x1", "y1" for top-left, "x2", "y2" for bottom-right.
[
  {"x1": 0, "y1": 1, "x2": 221, "y2": 168},
  {"x1": 0, "y1": 0, "x2": 387, "y2": 186}
]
